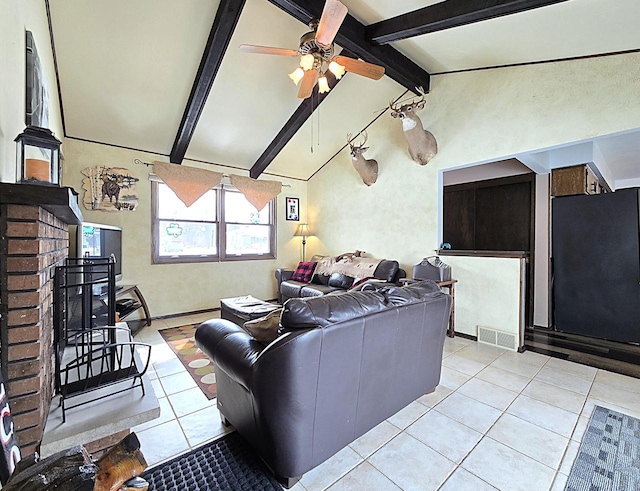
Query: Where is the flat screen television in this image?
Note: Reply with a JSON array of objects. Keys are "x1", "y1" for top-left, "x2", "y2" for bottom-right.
[{"x1": 74, "y1": 222, "x2": 123, "y2": 282}]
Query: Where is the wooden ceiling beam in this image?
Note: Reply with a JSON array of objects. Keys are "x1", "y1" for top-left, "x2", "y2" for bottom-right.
[
  {"x1": 266, "y1": 0, "x2": 430, "y2": 94},
  {"x1": 366, "y1": 0, "x2": 569, "y2": 45},
  {"x1": 170, "y1": 0, "x2": 246, "y2": 164},
  {"x1": 249, "y1": 66, "x2": 345, "y2": 179}
]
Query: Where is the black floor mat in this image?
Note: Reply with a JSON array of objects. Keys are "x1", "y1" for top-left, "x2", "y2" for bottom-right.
[{"x1": 141, "y1": 432, "x2": 283, "y2": 491}]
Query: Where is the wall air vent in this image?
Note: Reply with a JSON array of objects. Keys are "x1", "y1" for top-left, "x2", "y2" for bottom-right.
[{"x1": 477, "y1": 326, "x2": 518, "y2": 351}]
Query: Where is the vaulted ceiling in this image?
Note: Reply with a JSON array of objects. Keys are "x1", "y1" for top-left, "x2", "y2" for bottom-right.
[{"x1": 48, "y1": 0, "x2": 640, "y2": 182}]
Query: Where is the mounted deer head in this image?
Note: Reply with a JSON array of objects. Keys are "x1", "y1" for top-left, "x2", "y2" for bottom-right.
[
  {"x1": 347, "y1": 131, "x2": 378, "y2": 186},
  {"x1": 389, "y1": 90, "x2": 437, "y2": 166}
]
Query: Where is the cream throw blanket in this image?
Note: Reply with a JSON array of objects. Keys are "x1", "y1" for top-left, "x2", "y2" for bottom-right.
[{"x1": 315, "y1": 256, "x2": 382, "y2": 278}]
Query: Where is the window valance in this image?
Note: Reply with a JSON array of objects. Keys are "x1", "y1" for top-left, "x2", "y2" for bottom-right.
[{"x1": 150, "y1": 161, "x2": 282, "y2": 211}]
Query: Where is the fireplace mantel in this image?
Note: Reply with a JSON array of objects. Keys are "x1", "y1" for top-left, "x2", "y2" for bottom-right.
[{"x1": 0, "y1": 182, "x2": 83, "y2": 224}]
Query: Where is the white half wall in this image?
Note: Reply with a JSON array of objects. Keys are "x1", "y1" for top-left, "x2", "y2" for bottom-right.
[{"x1": 442, "y1": 256, "x2": 524, "y2": 342}]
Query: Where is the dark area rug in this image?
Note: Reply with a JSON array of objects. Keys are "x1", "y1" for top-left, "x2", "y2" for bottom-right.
[
  {"x1": 142, "y1": 431, "x2": 282, "y2": 490},
  {"x1": 159, "y1": 324, "x2": 216, "y2": 400},
  {"x1": 565, "y1": 405, "x2": 640, "y2": 491}
]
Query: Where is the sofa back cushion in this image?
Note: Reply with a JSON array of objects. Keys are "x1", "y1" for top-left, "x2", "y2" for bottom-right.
[
  {"x1": 372, "y1": 260, "x2": 400, "y2": 282},
  {"x1": 384, "y1": 280, "x2": 442, "y2": 304},
  {"x1": 311, "y1": 273, "x2": 330, "y2": 285},
  {"x1": 327, "y1": 273, "x2": 354, "y2": 289},
  {"x1": 281, "y1": 281, "x2": 443, "y2": 331},
  {"x1": 281, "y1": 290, "x2": 387, "y2": 330}
]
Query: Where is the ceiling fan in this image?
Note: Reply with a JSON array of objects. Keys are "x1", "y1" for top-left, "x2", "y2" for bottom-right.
[{"x1": 239, "y1": 0, "x2": 385, "y2": 99}]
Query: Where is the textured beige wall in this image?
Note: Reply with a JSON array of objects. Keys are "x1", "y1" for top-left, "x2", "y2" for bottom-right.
[
  {"x1": 0, "y1": 1, "x2": 64, "y2": 182},
  {"x1": 308, "y1": 53, "x2": 640, "y2": 323},
  {"x1": 61, "y1": 138, "x2": 306, "y2": 317}
]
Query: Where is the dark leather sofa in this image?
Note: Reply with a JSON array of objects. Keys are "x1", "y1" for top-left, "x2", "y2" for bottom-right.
[
  {"x1": 195, "y1": 281, "x2": 452, "y2": 487},
  {"x1": 275, "y1": 259, "x2": 405, "y2": 303}
]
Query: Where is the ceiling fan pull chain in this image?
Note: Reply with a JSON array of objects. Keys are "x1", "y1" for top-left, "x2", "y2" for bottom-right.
[
  {"x1": 310, "y1": 91, "x2": 315, "y2": 153},
  {"x1": 317, "y1": 103, "x2": 321, "y2": 147}
]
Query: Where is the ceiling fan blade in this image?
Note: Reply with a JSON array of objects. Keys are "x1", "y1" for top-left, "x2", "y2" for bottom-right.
[
  {"x1": 333, "y1": 55, "x2": 385, "y2": 80},
  {"x1": 298, "y1": 69, "x2": 318, "y2": 99},
  {"x1": 239, "y1": 44, "x2": 299, "y2": 57},
  {"x1": 316, "y1": 0, "x2": 348, "y2": 47}
]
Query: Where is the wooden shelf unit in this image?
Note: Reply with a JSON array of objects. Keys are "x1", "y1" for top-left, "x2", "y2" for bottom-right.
[{"x1": 111, "y1": 285, "x2": 151, "y2": 336}]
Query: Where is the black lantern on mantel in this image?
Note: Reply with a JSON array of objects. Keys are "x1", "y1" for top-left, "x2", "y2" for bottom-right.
[{"x1": 15, "y1": 126, "x2": 62, "y2": 186}]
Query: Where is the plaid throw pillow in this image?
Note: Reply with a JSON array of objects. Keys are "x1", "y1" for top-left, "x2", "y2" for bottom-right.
[{"x1": 291, "y1": 261, "x2": 317, "y2": 283}]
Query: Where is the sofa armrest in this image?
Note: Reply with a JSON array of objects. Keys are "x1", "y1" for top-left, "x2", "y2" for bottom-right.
[
  {"x1": 275, "y1": 268, "x2": 295, "y2": 303},
  {"x1": 275, "y1": 268, "x2": 294, "y2": 283},
  {"x1": 195, "y1": 319, "x2": 264, "y2": 389}
]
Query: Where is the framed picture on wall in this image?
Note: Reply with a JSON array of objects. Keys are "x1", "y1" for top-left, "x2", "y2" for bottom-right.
[
  {"x1": 25, "y1": 31, "x2": 50, "y2": 128},
  {"x1": 286, "y1": 197, "x2": 299, "y2": 221}
]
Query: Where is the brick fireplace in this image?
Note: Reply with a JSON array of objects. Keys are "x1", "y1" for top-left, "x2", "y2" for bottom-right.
[{"x1": 0, "y1": 183, "x2": 82, "y2": 456}]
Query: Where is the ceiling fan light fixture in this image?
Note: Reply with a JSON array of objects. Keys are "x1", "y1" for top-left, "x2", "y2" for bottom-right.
[
  {"x1": 300, "y1": 54, "x2": 315, "y2": 71},
  {"x1": 328, "y1": 60, "x2": 345, "y2": 79},
  {"x1": 318, "y1": 74, "x2": 330, "y2": 94},
  {"x1": 239, "y1": 0, "x2": 383, "y2": 100},
  {"x1": 289, "y1": 67, "x2": 305, "y2": 85}
]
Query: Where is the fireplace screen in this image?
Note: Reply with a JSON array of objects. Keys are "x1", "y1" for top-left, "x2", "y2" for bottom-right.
[{"x1": 53, "y1": 258, "x2": 150, "y2": 422}]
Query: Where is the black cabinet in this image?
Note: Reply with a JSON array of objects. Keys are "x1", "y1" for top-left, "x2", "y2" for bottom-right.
[
  {"x1": 552, "y1": 188, "x2": 640, "y2": 343},
  {"x1": 443, "y1": 174, "x2": 534, "y2": 252},
  {"x1": 443, "y1": 188, "x2": 475, "y2": 249}
]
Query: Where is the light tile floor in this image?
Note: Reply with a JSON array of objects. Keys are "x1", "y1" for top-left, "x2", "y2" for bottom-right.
[{"x1": 132, "y1": 314, "x2": 640, "y2": 491}]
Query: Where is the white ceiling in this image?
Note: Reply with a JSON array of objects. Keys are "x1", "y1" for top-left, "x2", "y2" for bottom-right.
[
  {"x1": 49, "y1": 0, "x2": 640, "y2": 184},
  {"x1": 388, "y1": 0, "x2": 640, "y2": 73},
  {"x1": 50, "y1": 0, "x2": 221, "y2": 155}
]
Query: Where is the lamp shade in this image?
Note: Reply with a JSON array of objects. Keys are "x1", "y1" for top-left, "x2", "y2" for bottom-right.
[
  {"x1": 294, "y1": 223, "x2": 312, "y2": 237},
  {"x1": 328, "y1": 61, "x2": 345, "y2": 79},
  {"x1": 317, "y1": 75, "x2": 330, "y2": 94},
  {"x1": 299, "y1": 54, "x2": 315, "y2": 71},
  {"x1": 288, "y1": 67, "x2": 304, "y2": 85}
]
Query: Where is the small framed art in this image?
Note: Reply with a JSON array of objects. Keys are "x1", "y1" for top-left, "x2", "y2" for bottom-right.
[{"x1": 286, "y1": 197, "x2": 299, "y2": 221}]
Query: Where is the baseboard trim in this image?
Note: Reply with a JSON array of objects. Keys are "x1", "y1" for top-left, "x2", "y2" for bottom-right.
[
  {"x1": 152, "y1": 308, "x2": 219, "y2": 321},
  {"x1": 151, "y1": 299, "x2": 279, "y2": 321},
  {"x1": 454, "y1": 332, "x2": 477, "y2": 342}
]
